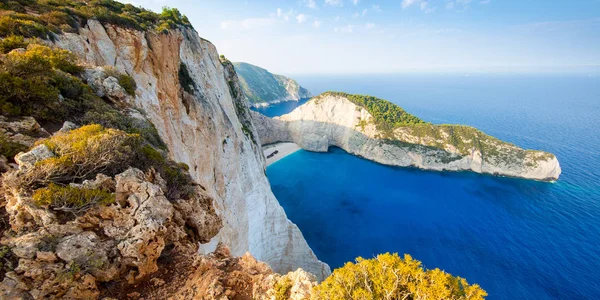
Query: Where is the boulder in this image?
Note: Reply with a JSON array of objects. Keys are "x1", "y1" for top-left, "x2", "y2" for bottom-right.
[{"x1": 14, "y1": 144, "x2": 54, "y2": 170}]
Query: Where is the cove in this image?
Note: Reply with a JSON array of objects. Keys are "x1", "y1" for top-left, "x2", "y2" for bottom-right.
[{"x1": 267, "y1": 147, "x2": 600, "y2": 299}]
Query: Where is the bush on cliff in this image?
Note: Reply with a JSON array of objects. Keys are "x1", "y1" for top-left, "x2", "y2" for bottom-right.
[
  {"x1": 0, "y1": 44, "x2": 90, "y2": 122},
  {"x1": 0, "y1": 0, "x2": 193, "y2": 36},
  {"x1": 32, "y1": 183, "x2": 115, "y2": 213},
  {"x1": 0, "y1": 132, "x2": 27, "y2": 160},
  {"x1": 10, "y1": 125, "x2": 141, "y2": 188},
  {"x1": 319, "y1": 92, "x2": 425, "y2": 134},
  {"x1": 313, "y1": 253, "x2": 487, "y2": 300},
  {"x1": 0, "y1": 35, "x2": 29, "y2": 54}
]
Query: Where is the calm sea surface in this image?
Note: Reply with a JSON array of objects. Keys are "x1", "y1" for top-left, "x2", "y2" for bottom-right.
[{"x1": 260, "y1": 74, "x2": 600, "y2": 299}]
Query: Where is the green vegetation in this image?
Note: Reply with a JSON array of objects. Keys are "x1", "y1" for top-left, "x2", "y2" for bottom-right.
[
  {"x1": 31, "y1": 124, "x2": 141, "y2": 186},
  {"x1": 274, "y1": 277, "x2": 292, "y2": 300},
  {"x1": 0, "y1": 44, "x2": 93, "y2": 123},
  {"x1": 320, "y1": 92, "x2": 554, "y2": 165},
  {"x1": 4, "y1": 123, "x2": 194, "y2": 206},
  {"x1": 313, "y1": 253, "x2": 487, "y2": 300},
  {"x1": 318, "y1": 92, "x2": 425, "y2": 134},
  {"x1": 0, "y1": 35, "x2": 28, "y2": 54},
  {"x1": 0, "y1": 0, "x2": 193, "y2": 37},
  {"x1": 137, "y1": 144, "x2": 194, "y2": 199},
  {"x1": 105, "y1": 68, "x2": 136, "y2": 96},
  {"x1": 32, "y1": 183, "x2": 115, "y2": 212},
  {"x1": 0, "y1": 132, "x2": 27, "y2": 160}
]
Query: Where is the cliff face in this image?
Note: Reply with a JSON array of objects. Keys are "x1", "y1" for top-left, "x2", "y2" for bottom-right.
[
  {"x1": 252, "y1": 94, "x2": 561, "y2": 181},
  {"x1": 233, "y1": 62, "x2": 311, "y2": 106},
  {"x1": 55, "y1": 20, "x2": 329, "y2": 279}
]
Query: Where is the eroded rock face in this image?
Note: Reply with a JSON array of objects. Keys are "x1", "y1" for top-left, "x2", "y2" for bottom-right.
[
  {"x1": 55, "y1": 20, "x2": 330, "y2": 279},
  {"x1": 0, "y1": 168, "x2": 222, "y2": 299},
  {"x1": 252, "y1": 95, "x2": 562, "y2": 181},
  {"x1": 137, "y1": 243, "x2": 316, "y2": 300}
]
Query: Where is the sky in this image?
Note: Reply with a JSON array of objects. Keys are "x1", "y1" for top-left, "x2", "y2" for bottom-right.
[{"x1": 123, "y1": 0, "x2": 600, "y2": 75}]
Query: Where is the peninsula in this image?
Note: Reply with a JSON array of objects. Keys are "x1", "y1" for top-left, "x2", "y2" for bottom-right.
[{"x1": 252, "y1": 92, "x2": 561, "y2": 181}]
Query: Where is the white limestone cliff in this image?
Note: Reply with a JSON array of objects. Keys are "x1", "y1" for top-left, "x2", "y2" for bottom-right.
[
  {"x1": 252, "y1": 94, "x2": 561, "y2": 181},
  {"x1": 54, "y1": 20, "x2": 330, "y2": 280}
]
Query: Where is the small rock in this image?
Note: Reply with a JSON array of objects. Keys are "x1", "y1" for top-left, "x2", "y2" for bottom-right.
[
  {"x1": 59, "y1": 121, "x2": 78, "y2": 133},
  {"x1": 14, "y1": 144, "x2": 54, "y2": 170},
  {"x1": 127, "y1": 292, "x2": 141, "y2": 298},
  {"x1": 36, "y1": 251, "x2": 58, "y2": 263},
  {"x1": 149, "y1": 277, "x2": 165, "y2": 286},
  {"x1": 103, "y1": 76, "x2": 128, "y2": 101}
]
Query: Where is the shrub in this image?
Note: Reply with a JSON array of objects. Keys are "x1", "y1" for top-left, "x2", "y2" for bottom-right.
[
  {"x1": 32, "y1": 183, "x2": 115, "y2": 212},
  {"x1": 104, "y1": 68, "x2": 136, "y2": 96},
  {"x1": 319, "y1": 92, "x2": 425, "y2": 134},
  {"x1": 138, "y1": 145, "x2": 194, "y2": 200},
  {"x1": 117, "y1": 73, "x2": 136, "y2": 96},
  {"x1": 274, "y1": 277, "x2": 292, "y2": 300},
  {"x1": 0, "y1": 35, "x2": 28, "y2": 54},
  {"x1": 0, "y1": 44, "x2": 89, "y2": 122},
  {"x1": 0, "y1": 14, "x2": 49, "y2": 39},
  {"x1": 0, "y1": 132, "x2": 28, "y2": 161},
  {"x1": 313, "y1": 253, "x2": 487, "y2": 300},
  {"x1": 11, "y1": 125, "x2": 140, "y2": 188},
  {"x1": 82, "y1": 103, "x2": 165, "y2": 149}
]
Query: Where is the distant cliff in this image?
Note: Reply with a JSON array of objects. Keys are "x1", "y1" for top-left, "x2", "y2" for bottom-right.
[
  {"x1": 233, "y1": 62, "x2": 311, "y2": 106},
  {"x1": 252, "y1": 92, "x2": 561, "y2": 181}
]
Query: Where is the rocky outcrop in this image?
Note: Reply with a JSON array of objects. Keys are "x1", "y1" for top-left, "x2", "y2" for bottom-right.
[
  {"x1": 127, "y1": 242, "x2": 316, "y2": 300},
  {"x1": 233, "y1": 62, "x2": 311, "y2": 107},
  {"x1": 55, "y1": 20, "x2": 329, "y2": 279},
  {"x1": 252, "y1": 94, "x2": 561, "y2": 181},
  {"x1": 0, "y1": 167, "x2": 222, "y2": 299}
]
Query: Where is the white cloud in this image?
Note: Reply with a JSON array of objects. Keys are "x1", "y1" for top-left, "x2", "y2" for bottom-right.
[
  {"x1": 401, "y1": 0, "x2": 420, "y2": 9},
  {"x1": 362, "y1": 9, "x2": 368, "y2": 16},
  {"x1": 365, "y1": 23, "x2": 375, "y2": 29},
  {"x1": 306, "y1": 0, "x2": 317, "y2": 9},
  {"x1": 313, "y1": 20, "x2": 322, "y2": 28},
  {"x1": 352, "y1": 0, "x2": 359, "y2": 5},
  {"x1": 480, "y1": 0, "x2": 491, "y2": 4},
  {"x1": 274, "y1": 8, "x2": 295, "y2": 21},
  {"x1": 371, "y1": 4, "x2": 382, "y2": 12},
  {"x1": 296, "y1": 14, "x2": 308, "y2": 23},
  {"x1": 334, "y1": 24, "x2": 354, "y2": 33},
  {"x1": 352, "y1": 12, "x2": 360, "y2": 18},
  {"x1": 334, "y1": 16, "x2": 341, "y2": 22},
  {"x1": 325, "y1": 0, "x2": 343, "y2": 7}
]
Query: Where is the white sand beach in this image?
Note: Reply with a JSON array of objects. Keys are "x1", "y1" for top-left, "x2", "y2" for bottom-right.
[{"x1": 263, "y1": 142, "x2": 301, "y2": 166}]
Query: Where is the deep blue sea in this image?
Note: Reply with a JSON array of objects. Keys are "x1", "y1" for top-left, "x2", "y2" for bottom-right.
[{"x1": 261, "y1": 74, "x2": 600, "y2": 299}]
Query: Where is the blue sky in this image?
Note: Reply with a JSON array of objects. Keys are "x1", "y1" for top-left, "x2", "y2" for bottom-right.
[{"x1": 124, "y1": 0, "x2": 600, "y2": 74}]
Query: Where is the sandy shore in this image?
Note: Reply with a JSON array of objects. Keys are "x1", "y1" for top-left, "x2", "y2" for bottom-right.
[{"x1": 263, "y1": 142, "x2": 301, "y2": 166}]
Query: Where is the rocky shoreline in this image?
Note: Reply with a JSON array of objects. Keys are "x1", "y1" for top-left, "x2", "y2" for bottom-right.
[{"x1": 252, "y1": 94, "x2": 561, "y2": 181}]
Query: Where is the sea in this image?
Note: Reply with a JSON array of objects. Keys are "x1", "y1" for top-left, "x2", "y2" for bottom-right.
[{"x1": 255, "y1": 73, "x2": 600, "y2": 299}]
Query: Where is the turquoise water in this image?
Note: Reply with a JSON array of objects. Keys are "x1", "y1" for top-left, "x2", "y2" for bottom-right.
[
  {"x1": 251, "y1": 98, "x2": 311, "y2": 117},
  {"x1": 265, "y1": 74, "x2": 600, "y2": 299}
]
